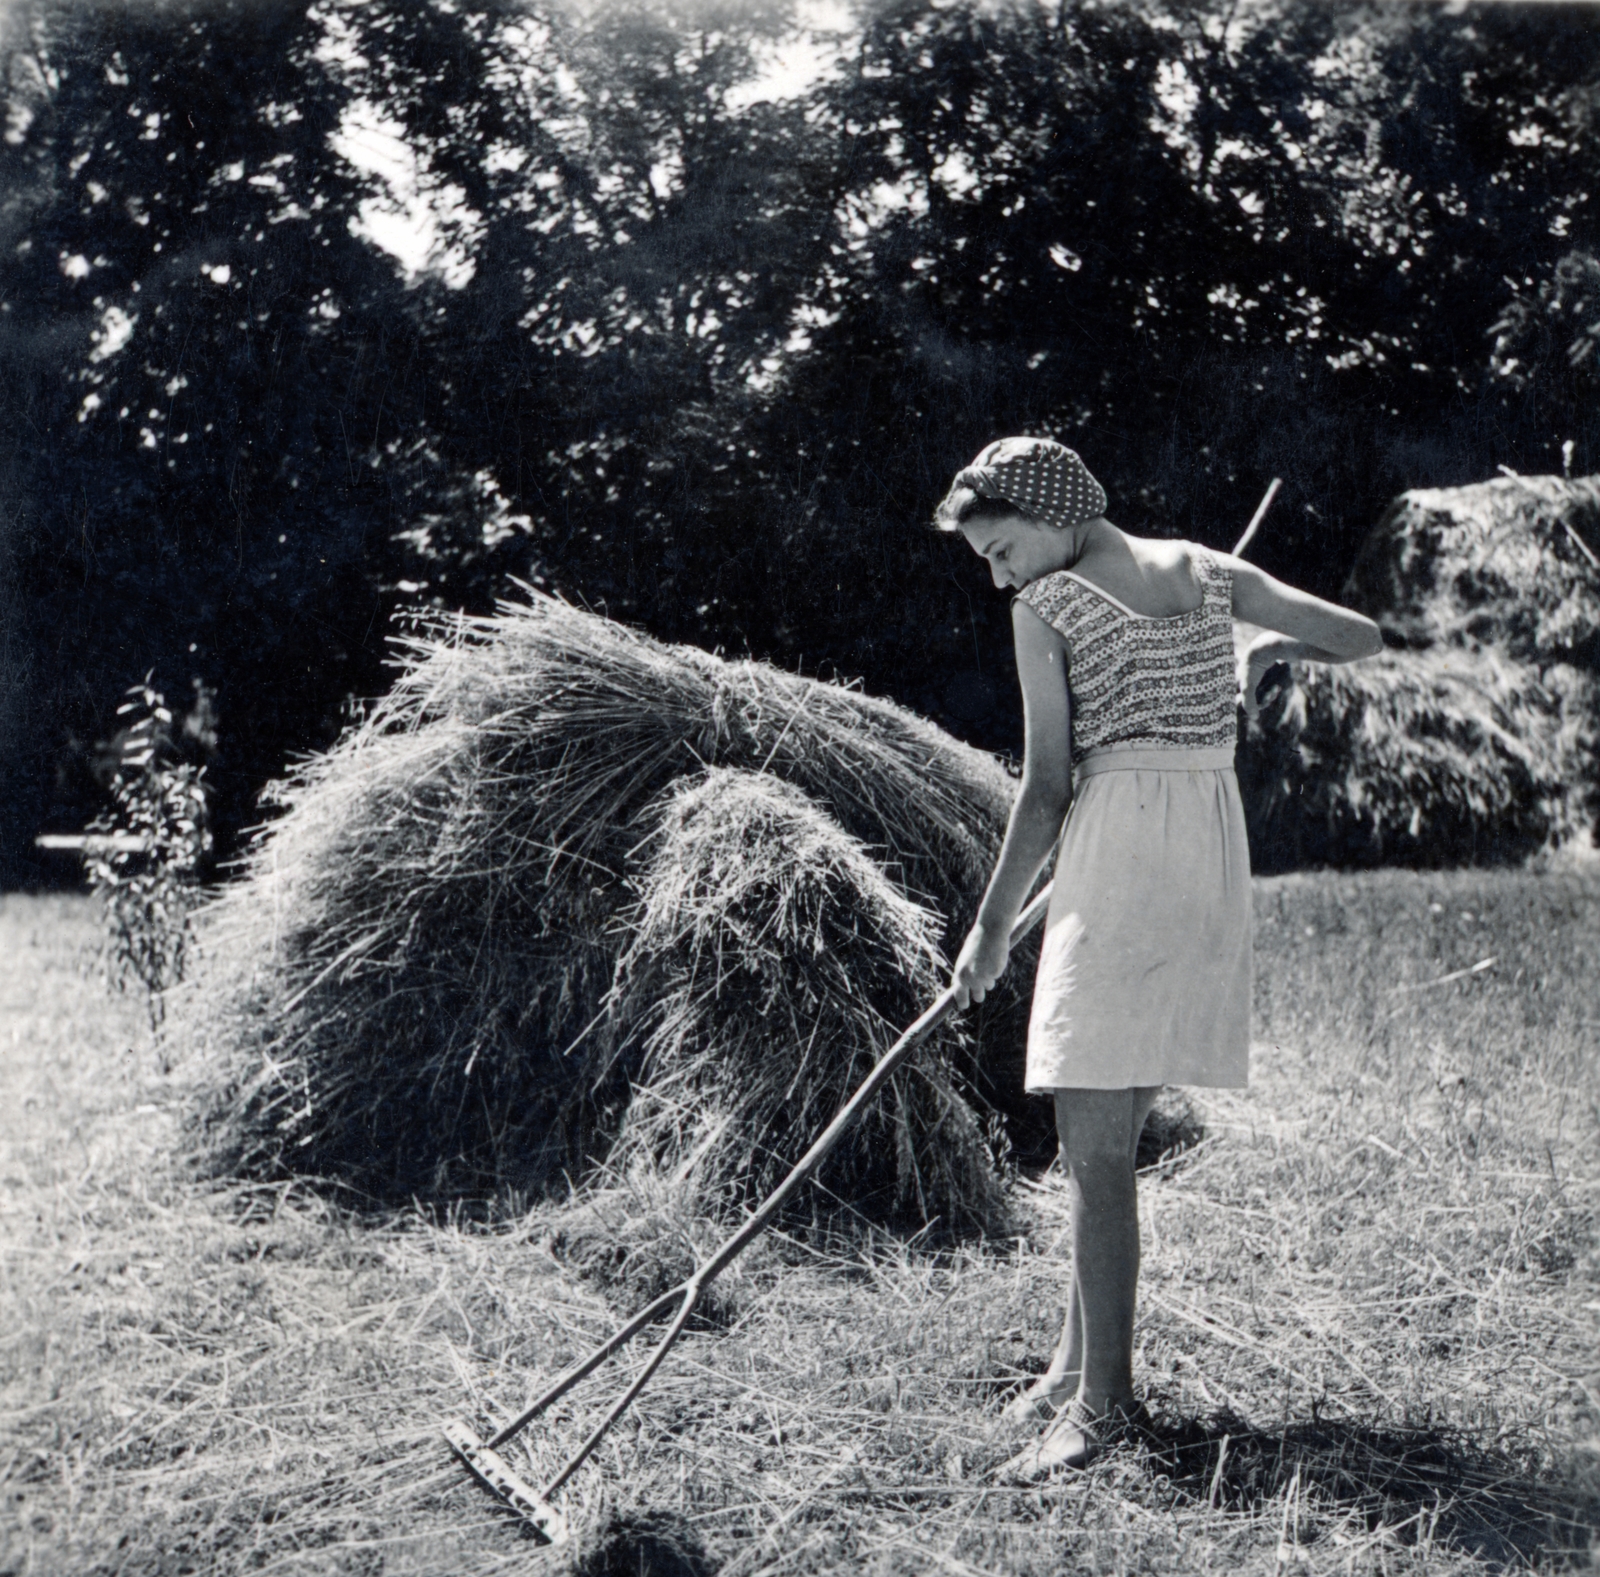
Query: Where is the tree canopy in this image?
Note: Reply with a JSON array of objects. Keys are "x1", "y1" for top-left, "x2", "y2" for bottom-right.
[{"x1": 3, "y1": 0, "x2": 1597, "y2": 880}]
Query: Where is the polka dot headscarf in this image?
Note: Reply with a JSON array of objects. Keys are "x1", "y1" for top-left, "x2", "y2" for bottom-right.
[{"x1": 951, "y1": 436, "x2": 1107, "y2": 530}]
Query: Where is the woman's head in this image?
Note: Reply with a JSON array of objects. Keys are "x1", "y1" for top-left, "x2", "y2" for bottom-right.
[{"x1": 933, "y1": 436, "x2": 1108, "y2": 589}]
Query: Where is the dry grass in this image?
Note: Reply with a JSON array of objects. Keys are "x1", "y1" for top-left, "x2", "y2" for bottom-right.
[
  {"x1": 1345, "y1": 474, "x2": 1600, "y2": 669},
  {"x1": 4, "y1": 873, "x2": 1598, "y2": 1575},
  {"x1": 184, "y1": 594, "x2": 1026, "y2": 1218},
  {"x1": 602, "y1": 768, "x2": 1007, "y2": 1237}
]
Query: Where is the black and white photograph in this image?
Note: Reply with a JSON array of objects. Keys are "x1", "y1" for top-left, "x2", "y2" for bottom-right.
[{"x1": 2, "y1": 0, "x2": 1597, "y2": 1571}]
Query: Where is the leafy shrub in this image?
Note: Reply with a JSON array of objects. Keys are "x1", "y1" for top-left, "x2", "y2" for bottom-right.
[{"x1": 84, "y1": 680, "x2": 213, "y2": 1024}]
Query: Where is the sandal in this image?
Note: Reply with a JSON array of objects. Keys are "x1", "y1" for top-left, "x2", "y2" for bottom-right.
[
  {"x1": 993, "y1": 1373, "x2": 1078, "y2": 1433},
  {"x1": 996, "y1": 1396, "x2": 1152, "y2": 1482}
]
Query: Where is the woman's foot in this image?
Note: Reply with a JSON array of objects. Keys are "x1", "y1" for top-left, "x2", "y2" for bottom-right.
[
  {"x1": 995, "y1": 1396, "x2": 1151, "y2": 1482},
  {"x1": 1000, "y1": 1369, "x2": 1080, "y2": 1427}
]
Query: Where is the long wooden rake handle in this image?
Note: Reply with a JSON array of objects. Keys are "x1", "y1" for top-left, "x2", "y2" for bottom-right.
[
  {"x1": 487, "y1": 879, "x2": 1057, "y2": 1495},
  {"x1": 1231, "y1": 478, "x2": 1281, "y2": 558}
]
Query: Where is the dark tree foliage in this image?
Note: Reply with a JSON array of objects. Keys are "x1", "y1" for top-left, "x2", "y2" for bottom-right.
[
  {"x1": 0, "y1": 0, "x2": 425, "y2": 865},
  {"x1": 2, "y1": 0, "x2": 1597, "y2": 882}
]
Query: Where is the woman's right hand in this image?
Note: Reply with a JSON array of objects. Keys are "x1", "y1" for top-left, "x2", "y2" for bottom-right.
[{"x1": 952, "y1": 922, "x2": 1010, "y2": 1009}]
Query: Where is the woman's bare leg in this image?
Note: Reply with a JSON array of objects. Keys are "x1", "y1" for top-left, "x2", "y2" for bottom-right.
[
  {"x1": 1004, "y1": 1086, "x2": 1159, "y2": 1422},
  {"x1": 1055, "y1": 1084, "x2": 1160, "y2": 1411},
  {"x1": 998, "y1": 1084, "x2": 1161, "y2": 1475}
]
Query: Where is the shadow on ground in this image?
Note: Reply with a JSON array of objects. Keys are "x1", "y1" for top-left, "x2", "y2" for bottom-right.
[
  {"x1": 1136, "y1": 1092, "x2": 1207, "y2": 1172},
  {"x1": 1141, "y1": 1413, "x2": 1597, "y2": 1569},
  {"x1": 554, "y1": 1507, "x2": 716, "y2": 1577}
]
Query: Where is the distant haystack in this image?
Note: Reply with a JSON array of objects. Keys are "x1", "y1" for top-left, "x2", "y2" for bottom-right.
[
  {"x1": 1244, "y1": 473, "x2": 1600, "y2": 866},
  {"x1": 605, "y1": 770, "x2": 1008, "y2": 1237},
  {"x1": 1345, "y1": 472, "x2": 1600, "y2": 667},
  {"x1": 188, "y1": 594, "x2": 1023, "y2": 1220}
]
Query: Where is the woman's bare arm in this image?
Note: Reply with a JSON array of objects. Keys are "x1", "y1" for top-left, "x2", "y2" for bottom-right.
[
  {"x1": 1225, "y1": 556, "x2": 1383, "y2": 658},
  {"x1": 1222, "y1": 555, "x2": 1383, "y2": 718},
  {"x1": 951, "y1": 601, "x2": 1073, "y2": 1007}
]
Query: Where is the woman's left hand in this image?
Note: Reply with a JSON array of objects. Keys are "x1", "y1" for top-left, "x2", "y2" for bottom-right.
[
  {"x1": 1237, "y1": 635, "x2": 1293, "y2": 722},
  {"x1": 952, "y1": 922, "x2": 1010, "y2": 1009}
]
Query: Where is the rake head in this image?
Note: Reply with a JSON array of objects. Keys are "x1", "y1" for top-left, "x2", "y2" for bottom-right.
[{"x1": 444, "y1": 1420, "x2": 569, "y2": 1544}]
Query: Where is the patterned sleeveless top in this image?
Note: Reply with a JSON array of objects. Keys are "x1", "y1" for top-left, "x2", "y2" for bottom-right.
[{"x1": 1015, "y1": 544, "x2": 1238, "y2": 766}]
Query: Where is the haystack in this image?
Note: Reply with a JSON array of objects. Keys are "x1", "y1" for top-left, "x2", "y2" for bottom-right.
[
  {"x1": 187, "y1": 593, "x2": 1027, "y2": 1221},
  {"x1": 604, "y1": 770, "x2": 1008, "y2": 1237},
  {"x1": 1240, "y1": 646, "x2": 1571, "y2": 870},
  {"x1": 1244, "y1": 472, "x2": 1600, "y2": 865},
  {"x1": 1345, "y1": 472, "x2": 1600, "y2": 666}
]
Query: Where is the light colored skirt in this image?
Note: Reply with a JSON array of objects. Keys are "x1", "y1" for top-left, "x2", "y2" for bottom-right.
[{"x1": 1025, "y1": 745, "x2": 1252, "y2": 1093}]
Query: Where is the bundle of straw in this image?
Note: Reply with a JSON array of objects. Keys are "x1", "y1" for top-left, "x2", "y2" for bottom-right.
[
  {"x1": 188, "y1": 593, "x2": 1023, "y2": 1215},
  {"x1": 603, "y1": 769, "x2": 1009, "y2": 1237},
  {"x1": 1241, "y1": 646, "x2": 1572, "y2": 871}
]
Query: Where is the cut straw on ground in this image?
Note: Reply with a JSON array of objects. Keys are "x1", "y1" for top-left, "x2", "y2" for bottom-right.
[{"x1": 4, "y1": 875, "x2": 1596, "y2": 1574}]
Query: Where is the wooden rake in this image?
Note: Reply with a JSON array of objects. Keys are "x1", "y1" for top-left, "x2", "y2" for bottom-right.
[{"x1": 445, "y1": 881, "x2": 1056, "y2": 1542}]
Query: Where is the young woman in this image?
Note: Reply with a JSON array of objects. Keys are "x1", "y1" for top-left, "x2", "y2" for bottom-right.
[{"x1": 936, "y1": 436, "x2": 1380, "y2": 1477}]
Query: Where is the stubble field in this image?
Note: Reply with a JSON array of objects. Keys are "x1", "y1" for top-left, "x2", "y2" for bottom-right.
[{"x1": 2, "y1": 870, "x2": 1597, "y2": 1576}]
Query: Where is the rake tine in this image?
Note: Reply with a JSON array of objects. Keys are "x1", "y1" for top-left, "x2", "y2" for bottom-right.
[
  {"x1": 449, "y1": 879, "x2": 1055, "y2": 1523},
  {"x1": 444, "y1": 1420, "x2": 569, "y2": 1545}
]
